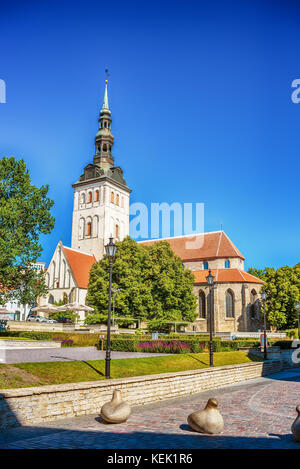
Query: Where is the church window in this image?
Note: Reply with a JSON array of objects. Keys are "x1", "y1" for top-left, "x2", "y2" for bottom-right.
[
  {"x1": 203, "y1": 261, "x2": 209, "y2": 270},
  {"x1": 103, "y1": 144, "x2": 107, "y2": 152},
  {"x1": 226, "y1": 290, "x2": 234, "y2": 318},
  {"x1": 88, "y1": 192, "x2": 92, "y2": 203},
  {"x1": 109, "y1": 145, "x2": 112, "y2": 152},
  {"x1": 104, "y1": 121, "x2": 107, "y2": 128},
  {"x1": 116, "y1": 194, "x2": 119, "y2": 206},
  {"x1": 110, "y1": 191, "x2": 114, "y2": 203},
  {"x1": 81, "y1": 193, "x2": 85, "y2": 204},
  {"x1": 95, "y1": 190, "x2": 99, "y2": 202},
  {"x1": 97, "y1": 145, "x2": 100, "y2": 153},
  {"x1": 86, "y1": 221, "x2": 92, "y2": 236},
  {"x1": 225, "y1": 259, "x2": 230, "y2": 268},
  {"x1": 199, "y1": 290, "x2": 206, "y2": 318},
  {"x1": 115, "y1": 224, "x2": 119, "y2": 239}
]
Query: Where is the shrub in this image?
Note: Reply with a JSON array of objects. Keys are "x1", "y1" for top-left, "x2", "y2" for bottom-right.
[
  {"x1": 285, "y1": 329, "x2": 299, "y2": 339},
  {"x1": 137, "y1": 340, "x2": 191, "y2": 354},
  {"x1": 61, "y1": 339, "x2": 74, "y2": 347}
]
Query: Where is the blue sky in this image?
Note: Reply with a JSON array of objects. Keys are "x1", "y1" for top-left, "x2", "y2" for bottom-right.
[{"x1": 1, "y1": 0, "x2": 300, "y2": 270}]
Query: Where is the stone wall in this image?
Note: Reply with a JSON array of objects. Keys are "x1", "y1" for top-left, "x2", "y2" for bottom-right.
[{"x1": 0, "y1": 360, "x2": 282, "y2": 428}]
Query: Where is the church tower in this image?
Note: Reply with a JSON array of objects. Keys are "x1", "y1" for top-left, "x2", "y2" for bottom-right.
[{"x1": 71, "y1": 79, "x2": 131, "y2": 260}]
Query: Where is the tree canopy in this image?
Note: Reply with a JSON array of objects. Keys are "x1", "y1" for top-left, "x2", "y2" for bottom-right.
[
  {"x1": 248, "y1": 264, "x2": 300, "y2": 329},
  {"x1": 86, "y1": 236, "x2": 197, "y2": 326},
  {"x1": 0, "y1": 156, "x2": 54, "y2": 303}
]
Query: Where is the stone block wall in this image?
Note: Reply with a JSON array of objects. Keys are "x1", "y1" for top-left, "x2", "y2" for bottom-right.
[{"x1": 0, "y1": 360, "x2": 282, "y2": 428}]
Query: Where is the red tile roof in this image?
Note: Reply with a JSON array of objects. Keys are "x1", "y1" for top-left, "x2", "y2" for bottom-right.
[
  {"x1": 63, "y1": 247, "x2": 97, "y2": 289},
  {"x1": 140, "y1": 231, "x2": 245, "y2": 261},
  {"x1": 193, "y1": 269, "x2": 264, "y2": 284}
]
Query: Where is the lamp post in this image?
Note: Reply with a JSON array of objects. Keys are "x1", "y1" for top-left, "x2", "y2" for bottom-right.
[
  {"x1": 206, "y1": 269, "x2": 215, "y2": 367},
  {"x1": 104, "y1": 236, "x2": 117, "y2": 379},
  {"x1": 261, "y1": 289, "x2": 267, "y2": 360},
  {"x1": 112, "y1": 288, "x2": 122, "y2": 328},
  {"x1": 295, "y1": 301, "x2": 300, "y2": 339}
]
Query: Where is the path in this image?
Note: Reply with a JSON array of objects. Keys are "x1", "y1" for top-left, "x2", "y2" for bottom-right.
[{"x1": 2, "y1": 347, "x2": 170, "y2": 364}]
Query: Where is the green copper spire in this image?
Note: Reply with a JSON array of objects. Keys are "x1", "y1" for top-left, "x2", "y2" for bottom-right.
[{"x1": 101, "y1": 79, "x2": 111, "y2": 115}]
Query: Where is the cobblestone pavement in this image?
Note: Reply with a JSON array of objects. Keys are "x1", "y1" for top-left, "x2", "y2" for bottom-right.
[
  {"x1": 1, "y1": 368, "x2": 300, "y2": 449},
  {"x1": 3, "y1": 347, "x2": 170, "y2": 364}
]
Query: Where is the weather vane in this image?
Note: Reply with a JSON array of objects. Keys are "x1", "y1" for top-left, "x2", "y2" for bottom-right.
[{"x1": 105, "y1": 68, "x2": 109, "y2": 83}]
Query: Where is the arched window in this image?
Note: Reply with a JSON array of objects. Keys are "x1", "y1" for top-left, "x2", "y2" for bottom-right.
[
  {"x1": 48, "y1": 295, "x2": 54, "y2": 305},
  {"x1": 79, "y1": 218, "x2": 85, "y2": 240},
  {"x1": 109, "y1": 145, "x2": 112, "y2": 152},
  {"x1": 199, "y1": 291, "x2": 206, "y2": 318},
  {"x1": 226, "y1": 290, "x2": 234, "y2": 318},
  {"x1": 104, "y1": 121, "x2": 107, "y2": 128},
  {"x1": 203, "y1": 261, "x2": 209, "y2": 270},
  {"x1": 110, "y1": 191, "x2": 114, "y2": 203},
  {"x1": 62, "y1": 259, "x2": 66, "y2": 288},
  {"x1": 250, "y1": 289, "x2": 259, "y2": 319},
  {"x1": 103, "y1": 144, "x2": 107, "y2": 152},
  {"x1": 93, "y1": 215, "x2": 99, "y2": 237},
  {"x1": 52, "y1": 261, "x2": 56, "y2": 288},
  {"x1": 81, "y1": 193, "x2": 85, "y2": 204},
  {"x1": 225, "y1": 259, "x2": 230, "y2": 268},
  {"x1": 115, "y1": 224, "x2": 119, "y2": 239},
  {"x1": 97, "y1": 145, "x2": 100, "y2": 153},
  {"x1": 88, "y1": 192, "x2": 92, "y2": 203},
  {"x1": 116, "y1": 194, "x2": 119, "y2": 206},
  {"x1": 95, "y1": 190, "x2": 99, "y2": 202},
  {"x1": 86, "y1": 220, "x2": 92, "y2": 236}
]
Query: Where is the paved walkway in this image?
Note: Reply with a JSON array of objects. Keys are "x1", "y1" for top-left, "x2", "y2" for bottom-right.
[
  {"x1": 2, "y1": 347, "x2": 170, "y2": 364},
  {"x1": 0, "y1": 368, "x2": 300, "y2": 449}
]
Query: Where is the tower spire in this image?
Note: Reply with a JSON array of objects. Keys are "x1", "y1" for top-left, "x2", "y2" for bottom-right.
[
  {"x1": 94, "y1": 74, "x2": 114, "y2": 168},
  {"x1": 101, "y1": 79, "x2": 110, "y2": 113},
  {"x1": 101, "y1": 69, "x2": 110, "y2": 114}
]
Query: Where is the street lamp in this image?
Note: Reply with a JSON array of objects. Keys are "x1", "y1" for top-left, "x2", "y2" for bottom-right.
[
  {"x1": 112, "y1": 288, "x2": 122, "y2": 328},
  {"x1": 206, "y1": 269, "x2": 215, "y2": 367},
  {"x1": 295, "y1": 301, "x2": 300, "y2": 339},
  {"x1": 261, "y1": 289, "x2": 267, "y2": 360},
  {"x1": 104, "y1": 236, "x2": 117, "y2": 379}
]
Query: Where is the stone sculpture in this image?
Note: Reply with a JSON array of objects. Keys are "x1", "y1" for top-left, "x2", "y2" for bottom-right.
[
  {"x1": 187, "y1": 398, "x2": 224, "y2": 434},
  {"x1": 292, "y1": 405, "x2": 300, "y2": 442},
  {"x1": 100, "y1": 389, "x2": 131, "y2": 424}
]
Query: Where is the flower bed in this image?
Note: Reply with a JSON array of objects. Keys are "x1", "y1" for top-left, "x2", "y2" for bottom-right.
[{"x1": 137, "y1": 340, "x2": 195, "y2": 354}]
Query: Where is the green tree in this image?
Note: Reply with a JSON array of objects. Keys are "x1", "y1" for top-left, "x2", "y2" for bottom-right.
[
  {"x1": 248, "y1": 265, "x2": 300, "y2": 329},
  {"x1": 14, "y1": 268, "x2": 49, "y2": 319},
  {"x1": 86, "y1": 237, "x2": 197, "y2": 326},
  {"x1": 0, "y1": 157, "x2": 54, "y2": 304}
]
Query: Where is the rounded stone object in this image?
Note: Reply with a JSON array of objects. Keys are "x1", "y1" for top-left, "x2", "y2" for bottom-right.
[
  {"x1": 187, "y1": 398, "x2": 224, "y2": 434},
  {"x1": 292, "y1": 405, "x2": 300, "y2": 442},
  {"x1": 100, "y1": 389, "x2": 131, "y2": 424}
]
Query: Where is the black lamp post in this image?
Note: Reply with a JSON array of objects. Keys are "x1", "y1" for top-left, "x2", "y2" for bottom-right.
[
  {"x1": 295, "y1": 301, "x2": 300, "y2": 340},
  {"x1": 104, "y1": 236, "x2": 117, "y2": 379},
  {"x1": 206, "y1": 269, "x2": 215, "y2": 367},
  {"x1": 261, "y1": 289, "x2": 267, "y2": 360}
]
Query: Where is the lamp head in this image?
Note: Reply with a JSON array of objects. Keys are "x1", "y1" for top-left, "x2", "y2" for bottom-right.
[
  {"x1": 206, "y1": 269, "x2": 214, "y2": 286},
  {"x1": 105, "y1": 236, "x2": 117, "y2": 261}
]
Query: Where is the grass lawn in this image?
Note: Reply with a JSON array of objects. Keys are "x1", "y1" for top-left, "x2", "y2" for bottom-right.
[{"x1": 0, "y1": 351, "x2": 262, "y2": 389}]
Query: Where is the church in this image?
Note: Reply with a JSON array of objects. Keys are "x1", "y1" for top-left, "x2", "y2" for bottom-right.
[{"x1": 44, "y1": 81, "x2": 264, "y2": 331}]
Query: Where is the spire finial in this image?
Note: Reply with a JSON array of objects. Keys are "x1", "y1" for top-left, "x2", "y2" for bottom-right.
[{"x1": 102, "y1": 69, "x2": 110, "y2": 113}]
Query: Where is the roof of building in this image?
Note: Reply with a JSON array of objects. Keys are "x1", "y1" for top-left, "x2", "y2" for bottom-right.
[
  {"x1": 139, "y1": 231, "x2": 245, "y2": 261},
  {"x1": 63, "y1": 246, "x2": 97, "y2": 289},
  {"x1": 192, "y1": 269, "x2": 264, "y2": 284}
]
